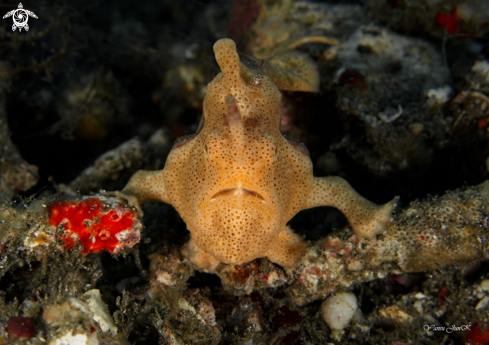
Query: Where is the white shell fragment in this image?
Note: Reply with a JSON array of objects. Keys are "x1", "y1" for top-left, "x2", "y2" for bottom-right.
[
  {"x1": 475, "y1": 296, "x2": 489, "y2": 310},
  {"x1": 321, "y1": 292, "x2": 358, "y2": 331},
  {"x1": 426, "y1": 86, "x2": 452, "y2": 107},
  {"x1": 82, "y1": 289, "x2": 118, "y2": 336},
  {"x1": 415, "y1": 292, "x2": 426, "y2": 300},
  {"x1": 50, "y1": 331, "x2": 98, "y2": 345}
]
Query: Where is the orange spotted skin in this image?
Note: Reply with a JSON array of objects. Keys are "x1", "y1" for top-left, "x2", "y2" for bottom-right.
[{"x1": 122, "y1": 38, "x2": 397, "y2": 271}]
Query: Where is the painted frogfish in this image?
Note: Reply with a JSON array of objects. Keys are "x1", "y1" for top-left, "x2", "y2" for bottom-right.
[{"x1": 121, "y1": 38, "x2": 397, "y2": 271}]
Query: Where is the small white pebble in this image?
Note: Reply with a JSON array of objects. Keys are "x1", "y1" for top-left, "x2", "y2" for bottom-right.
[
  {"x1": 476, "y1": 291, "x2": 485, "y2": 299},
  {"x1": 472, "y1": 61, "x2": 489, "y2": 83},
  {"x1": 321, "y1": 292, "x2": 358, "y2": 331},
  {"x1": 414, "y1": 300, "x2": 424, "y2": 315},
  {"x1": 480, "y1": 279, "x2": 489, "y2": 292},
  {"x1": 426, "y1": 86, "x2": 452, "y2": 106},
  {"x1": 415, "y1": 293, "x2": 426, "y2": 300}
]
